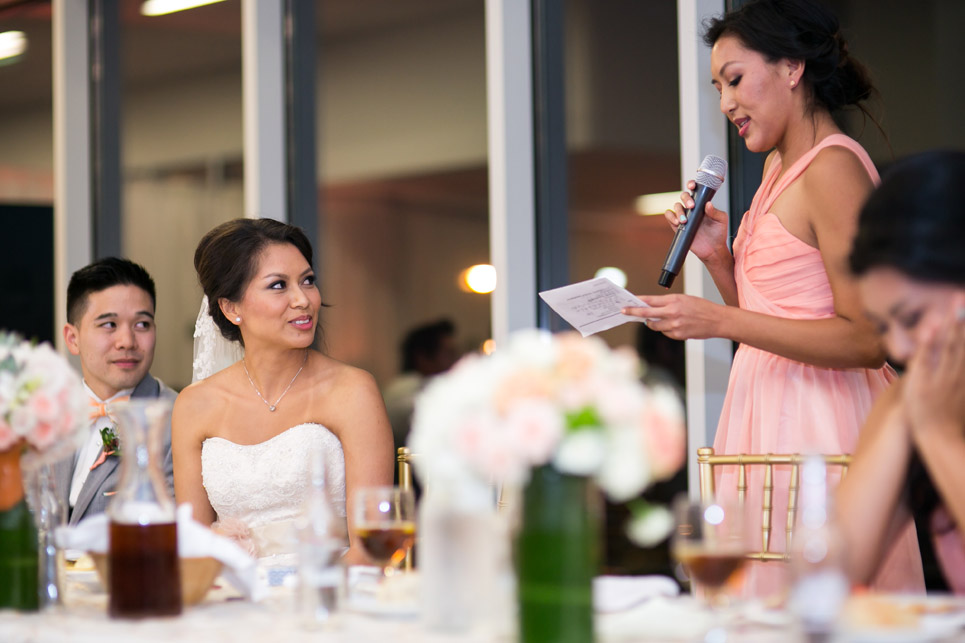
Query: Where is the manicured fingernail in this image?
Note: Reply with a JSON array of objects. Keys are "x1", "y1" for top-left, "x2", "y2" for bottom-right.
[{"x1": 679, "y1": 214, "x2": 688, "y2": 224}]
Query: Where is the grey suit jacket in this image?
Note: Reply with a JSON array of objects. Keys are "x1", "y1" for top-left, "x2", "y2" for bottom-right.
[{"x1": 53, "y1": 374, "x2": 176, "y2": 526}]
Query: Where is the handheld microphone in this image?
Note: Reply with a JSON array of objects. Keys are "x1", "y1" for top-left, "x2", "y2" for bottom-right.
[{"x1": 657, "y1": 155, "x2": 728, "y2": 289}]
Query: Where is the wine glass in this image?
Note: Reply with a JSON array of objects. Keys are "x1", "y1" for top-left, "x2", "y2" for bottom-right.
[
  {"x1": 671, "y1": 496, "x2": 748, "y2": 608},
  {"x1": 353, "y1": 486, "x2": 416, "y2": 578}
]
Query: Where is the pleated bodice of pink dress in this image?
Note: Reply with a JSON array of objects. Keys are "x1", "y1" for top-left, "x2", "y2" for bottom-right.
[{"x1": 715, "y1": 134, "x2": 925, "y2": 598}]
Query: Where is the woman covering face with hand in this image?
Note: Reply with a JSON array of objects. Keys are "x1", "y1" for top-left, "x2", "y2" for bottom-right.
[
  {"x1": 621, "y1": 0, "x2": 923, "y2": 596},
  {"x1": 172, "y1": 218, "x2": 393, "y2": 566},
  {"x1": 837, "y1": 150, "x2": 965, "y2": 594}
]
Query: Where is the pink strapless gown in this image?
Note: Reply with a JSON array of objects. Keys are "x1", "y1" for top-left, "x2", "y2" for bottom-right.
[{"x1": 715, "y1": 134, "x2": 925, "y2": 597}]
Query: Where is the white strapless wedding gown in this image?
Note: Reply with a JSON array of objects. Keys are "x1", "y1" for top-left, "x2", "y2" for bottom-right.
[{"x1": 201, "y1": 423, "x2": 346, "y2": 557}]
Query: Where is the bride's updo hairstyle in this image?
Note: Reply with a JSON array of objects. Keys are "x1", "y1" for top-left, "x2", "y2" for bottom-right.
[
  {"x1": 194, "y1": 218, "x2": 315, "y2": 344},
  {"x1": 703, "y1": 0, "x2": 877, "y2": 118}
]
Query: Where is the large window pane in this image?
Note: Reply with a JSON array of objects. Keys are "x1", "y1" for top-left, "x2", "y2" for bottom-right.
[
  {"x1": 120, "y1": 1, "x2": 243, "y2": 390},
  {"x1": 317, "y1": 0, "x2": 489, "y2": 448},
  {"x1": 0, "y1": 5, "x2": 55, "y2": 343}
]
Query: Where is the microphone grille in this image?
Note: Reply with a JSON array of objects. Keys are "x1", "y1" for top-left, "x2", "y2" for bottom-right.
[{"x1": 695, "y1": 155, "x2": 727, "y2": 190}]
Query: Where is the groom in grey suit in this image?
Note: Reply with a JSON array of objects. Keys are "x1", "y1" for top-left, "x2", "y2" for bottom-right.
[{"x1": 54, "y1": 258, "x2": 175, "y2": 525}]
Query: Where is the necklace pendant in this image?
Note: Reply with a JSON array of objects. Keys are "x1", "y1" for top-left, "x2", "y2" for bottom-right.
[{"x1": 269, "y1": 405, "x2": 276, "y2": 412}]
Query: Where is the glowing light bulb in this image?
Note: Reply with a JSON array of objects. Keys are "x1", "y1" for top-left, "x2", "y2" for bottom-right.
[
  {"x1": 594, "y1": 267, "x2": 627, "y2": 288},
  {"x1": 0, "y1": 31, "x2": 27, "y2": 63},
  {"x1": 463, "y1": 264, "x2": 497, "y2": 294}
]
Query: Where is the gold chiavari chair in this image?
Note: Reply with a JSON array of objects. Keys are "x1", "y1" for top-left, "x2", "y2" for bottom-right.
[
  {"x1": 397, "y1": 447, "x2": 417, "y2": 570},
  {"x1": 696, "y1": 447, "x2": 851, "y2": 562}
]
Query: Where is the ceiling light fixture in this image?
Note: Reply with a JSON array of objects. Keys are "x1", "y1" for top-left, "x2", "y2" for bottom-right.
[
  {"x1": 140, "y1": 0, "x2": 227, "y2": 17},
  {"x1": 462, "y1": 264, "x2": 497, "y2": 294},
  {"x1": 634, "y1": 191, "x2": 681, "y2": 216},
  {"x1": 0, "y1": 31, "x2": 27, "y2": 64}
]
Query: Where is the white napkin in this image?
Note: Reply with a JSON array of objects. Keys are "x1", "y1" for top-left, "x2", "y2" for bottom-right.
[
  {"x1": 593, "y1": 575, "x2": 681, "y2": 613},
  {"x1": 596, "y1": 595, "x2": 716, "y2": 641},
  {"x1": 55, "y1": 503, "x2": 261, "y2": 600}
]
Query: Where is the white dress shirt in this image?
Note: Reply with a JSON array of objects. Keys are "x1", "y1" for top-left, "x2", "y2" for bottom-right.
[{"x1": 69, "y1": 384, "x2": 134, "y2": 508}]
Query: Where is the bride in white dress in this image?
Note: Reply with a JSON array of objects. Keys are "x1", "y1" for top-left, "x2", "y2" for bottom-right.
[{"x1": 172, "y1": 218, "x2": 394, "y2": 565}]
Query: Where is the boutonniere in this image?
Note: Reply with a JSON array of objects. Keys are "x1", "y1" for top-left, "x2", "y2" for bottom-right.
[{"x1": 90, "y1": 425, "x2": 121, "y2": 471}]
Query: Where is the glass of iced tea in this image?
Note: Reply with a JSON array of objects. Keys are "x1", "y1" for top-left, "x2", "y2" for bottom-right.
[
  {"x1": 353, "y1": 486, "x2": 416, "y2": 578},
  {"x1": 671, "y1": 496, "x2": 748, "y2": 607}
]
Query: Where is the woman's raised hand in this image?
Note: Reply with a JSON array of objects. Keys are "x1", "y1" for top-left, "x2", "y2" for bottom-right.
[
  {"x1": 664, "y1": 180, "x2": 730, "y2": 262},
  {"x1": 901, "y1": 296, "x2": 965, "y2": 441}
]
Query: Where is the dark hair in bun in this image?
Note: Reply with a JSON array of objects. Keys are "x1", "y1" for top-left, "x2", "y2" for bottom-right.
[
  {"x1": 194, "y1": 217, "x2": 317, "y2": 345},
  {"x1": 703, "y1": 0, "x2": 877, "y2": 115}
]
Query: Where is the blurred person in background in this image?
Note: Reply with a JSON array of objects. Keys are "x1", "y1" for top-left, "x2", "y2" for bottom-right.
[
  {"x1": 383, "y1": 318, "x2": 459, "y2": 450},
  {"x1": 838, "y1": 150, "x2": 965, "y2": 594}
]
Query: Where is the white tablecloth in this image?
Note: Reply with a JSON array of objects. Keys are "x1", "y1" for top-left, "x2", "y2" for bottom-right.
[{"x1": 4, "y1": 571, "x2": 965, "y2": 642}]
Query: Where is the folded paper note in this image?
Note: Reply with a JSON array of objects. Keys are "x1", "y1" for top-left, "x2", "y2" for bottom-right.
[{"x1": 539, "y1": 277, "x2": 651, "y2": 337}]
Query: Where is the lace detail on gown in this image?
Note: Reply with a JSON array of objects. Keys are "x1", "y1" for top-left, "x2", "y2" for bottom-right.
[{"x1": 201, "y1": 423, "x2": 346, "y2": 556}]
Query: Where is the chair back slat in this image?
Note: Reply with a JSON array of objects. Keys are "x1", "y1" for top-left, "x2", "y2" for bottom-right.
[
  {"x1": 761, "y1": 461, "x2": 773, "y2": 554},
  {"x1": 786, "y1": 462, "x2": 800, "y2": 558},
  {"x1": 696, "y1": 447, "x2": 851, "y2": 563}
]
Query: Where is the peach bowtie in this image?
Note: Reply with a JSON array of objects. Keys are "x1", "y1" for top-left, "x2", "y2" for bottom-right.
[{"x1": 88, "y1": 395, "x2": 130, "y2": 423}]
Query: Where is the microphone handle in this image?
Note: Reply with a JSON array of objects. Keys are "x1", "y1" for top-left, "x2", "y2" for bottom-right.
[{"x1": 658, "y1": 183, "x2": 717, "y2": 288}]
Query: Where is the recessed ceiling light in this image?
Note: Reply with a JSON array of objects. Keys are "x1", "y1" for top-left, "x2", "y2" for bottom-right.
[
  {"x1": 141, "y1": 0, "x2": 227, "y2": 17},
  {"x1": 634, "y1": 191, "x2": 681, "y2": 216},
  {"x1": 0, "y1": 31, "x2": 27, "y2": 64}
]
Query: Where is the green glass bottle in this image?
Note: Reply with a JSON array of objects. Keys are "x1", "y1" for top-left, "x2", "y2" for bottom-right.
[{"x1": 0, "y1": 448, "x2": 39, "y2": 611}]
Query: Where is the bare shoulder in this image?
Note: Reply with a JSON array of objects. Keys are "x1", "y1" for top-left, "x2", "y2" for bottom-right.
[
  {"x1": 323, "y1": 357, "x2": 381, "y2": 401},
  {"x1": 803, "y1": 145, "x2": 875, "y2": 206},
  {"x1": 172, "y1": 373, "x2": 233, "y2": 440}
]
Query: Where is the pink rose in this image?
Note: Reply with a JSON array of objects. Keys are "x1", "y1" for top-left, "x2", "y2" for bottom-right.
[
  {"x1": 475, "y1": 432, "x2": 528, "y2": 485},
  {"x1": 504, "y1": 400, "x2": 563, "y2": 464},
  {"x1": 0, "y1": 422, "x2": 17, "y2": 451},
  {"x1": 453, "y1": 415, "x2": 493, "y2": 461},
  {"x1": 26, "y1": 421, "x2": 56, "y2": 451},
  {"x1": 492, "y1": 369, "x2": 553, "y2": 414},
  {"x1": 555, "y1": 334, "x2": 598, "y2": 382},
  {"x1": 29, "y1": 391, "x2": 57, "y2": 422},
  {"x1": 641, "y1": 407, "x2": 685, "y2": 481}
]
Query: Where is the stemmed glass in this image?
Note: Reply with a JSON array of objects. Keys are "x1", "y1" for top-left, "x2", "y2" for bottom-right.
[
  {"x1": 353, "y1": 486, "x2": 416, "y2": 578},
  {"x1": 671, "y1": 496, "x2": 748, "y2": 608}
]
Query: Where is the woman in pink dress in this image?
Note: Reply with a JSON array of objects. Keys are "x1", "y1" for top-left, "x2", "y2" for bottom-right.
[
  {"x1": 838, "y1": 150, "x2": 965, "y2": 594},
  {"x1": 623, "y1": 0, "x2": 923, "y2": 596}
]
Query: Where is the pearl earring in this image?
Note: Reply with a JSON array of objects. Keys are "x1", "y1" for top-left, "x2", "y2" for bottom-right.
[
  {"x1": 790, "y1": 80, "x2": 797, "y2": 88},
  {"x1": 235, "y1": 317, "x2": 242, "y2": 323}
]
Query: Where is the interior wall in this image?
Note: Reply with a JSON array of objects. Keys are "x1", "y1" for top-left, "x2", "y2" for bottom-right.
[{"x1": 321, "y1": 193, "x2": 491, "y2": 385}]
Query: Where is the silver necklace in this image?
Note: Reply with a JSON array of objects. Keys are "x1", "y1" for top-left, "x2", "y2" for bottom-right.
[{"x1": 242, "y1": 350, "x2": 308, "y2": 412}]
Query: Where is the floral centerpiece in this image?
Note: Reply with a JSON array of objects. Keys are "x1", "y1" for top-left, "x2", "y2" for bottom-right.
[
  {"x1": 409, "y1": 330, "x2": 686, "y2": 642},
  {"x1": 1, "y1": 330, "x2": 87, "y2": 611}
]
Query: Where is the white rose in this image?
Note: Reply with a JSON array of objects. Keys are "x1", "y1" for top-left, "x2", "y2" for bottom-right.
[{"x1": 553, "y1": 430, "x2": 606, "y2": 477}]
